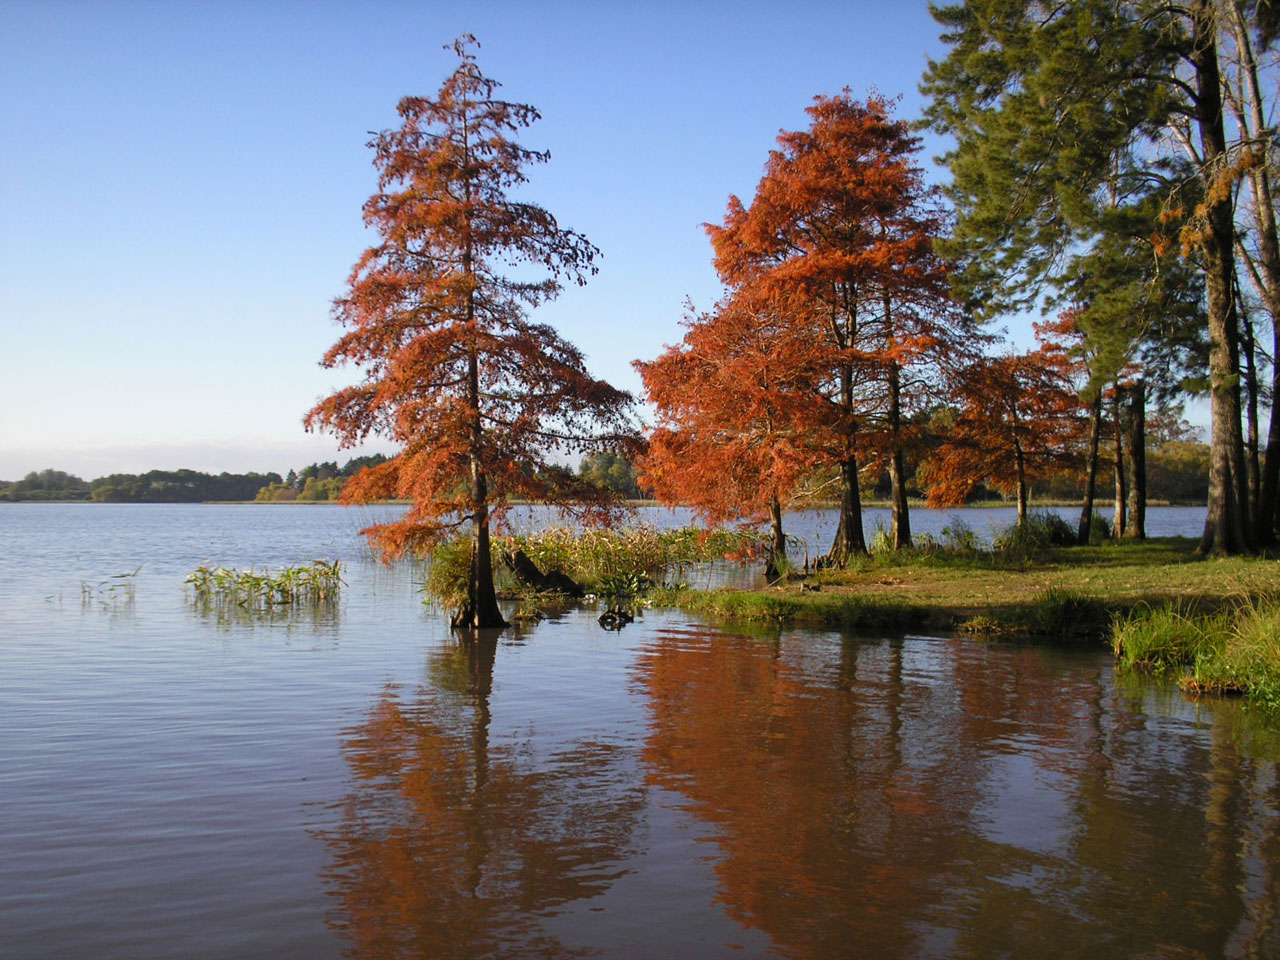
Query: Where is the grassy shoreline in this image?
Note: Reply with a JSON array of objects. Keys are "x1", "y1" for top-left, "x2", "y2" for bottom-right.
[
  {"x1": 652, "y1": 536, "x2": 1278, "y2": 711},
  {"x1": 673, "y1": 538, "x2": 1271, "y2": 634}
]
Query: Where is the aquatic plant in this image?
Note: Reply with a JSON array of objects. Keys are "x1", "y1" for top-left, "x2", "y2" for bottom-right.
[
  {"x1": 597, "y1": 571, "x2": 655, "y2": 601},
  {"x1": 418, "y1": 525, "x2": 766, "y2": 615},
  {"x1": 80, "y1": 566, "x2": 141, "y2": 611},
  {"x1": 421, "y1": 537, "x2": 474, "y2": 613},
  {"x1": 185, "y1": 559, "x2": 343, "y2": 609}
]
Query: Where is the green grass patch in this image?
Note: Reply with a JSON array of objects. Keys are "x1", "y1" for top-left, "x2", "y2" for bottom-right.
[
  {"x1": 1111, "y1": 603, "x2": 1226, "y2": 671},
  {"x1": 671, "y1": 536, "x2": 1276, "y2": 643},
  {"x1": 1185, "y1": 604, "x2": 1280, "y2": 708},
  {"x1": 1029, "y1": 587, "x2": 1113, "y2": 641}
]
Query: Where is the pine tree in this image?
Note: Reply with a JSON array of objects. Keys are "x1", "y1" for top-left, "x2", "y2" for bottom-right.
[{"x1": 921, "y1": 0, "x2": 1268, "y2": 554}]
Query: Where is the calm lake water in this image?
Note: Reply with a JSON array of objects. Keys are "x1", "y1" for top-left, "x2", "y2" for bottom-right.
[{"x1": 4, "y1": 503, "x2": 1278, "y2": 959}]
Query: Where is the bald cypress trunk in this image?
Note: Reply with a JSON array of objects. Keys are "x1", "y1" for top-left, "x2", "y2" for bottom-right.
[
  {"x1": 764, "y1": 494, "x2": 787, "y2": 582},
  {"x1": 887, "y1": 355, "x2": 912, "y2": 550}
]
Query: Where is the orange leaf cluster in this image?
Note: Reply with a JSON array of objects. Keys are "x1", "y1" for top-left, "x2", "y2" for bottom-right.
[
  {"x1": 305, "y1": 37, "x2": 637, "y2": 562},
  {"x1": 923, "y1": 349, "x2": 1086, "y2": 510},
  {"x1": 639, "y1": 93, "x2": 972, "y2": 546}
]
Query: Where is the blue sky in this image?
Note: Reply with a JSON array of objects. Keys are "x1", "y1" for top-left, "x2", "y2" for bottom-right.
[{"x1": 2, "y1": 0, "x2": 971, "y2": 479}]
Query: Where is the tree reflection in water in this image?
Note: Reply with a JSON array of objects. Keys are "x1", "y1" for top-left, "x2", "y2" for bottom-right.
[
  {"x1": 632, "y1": 625, "x2": 1280, "y2": 959},
  {"x1": 318, "y1": 636, "x2": 644, "y2": 959},
  {"x1": 316, "y1": 615, "x2": 1280, "y2": 959}
]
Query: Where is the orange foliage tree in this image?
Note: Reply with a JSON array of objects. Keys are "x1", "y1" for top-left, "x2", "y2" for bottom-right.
[
  {"x1": 705, "y1": 93, "x2": 968, "y2": 561},
  {"x1": 923, "y1": 348, "x2": 1086, "y2": 524},
  {"x1": 305, "y1": 37, "x2": 637, "y2": 630},
  {"x1": 635, "y1": 294, "x2": 825, "y2": 578}
]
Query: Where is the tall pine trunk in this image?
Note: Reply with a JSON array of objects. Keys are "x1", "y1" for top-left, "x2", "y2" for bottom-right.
[
  {"x1": 1112, "y1": 386, "x2": 1127, "y2": 538},
  {"x1": 1077, "y1": 392, "x2": 1103, "y2": 544},
  {"x1": 1264, "y1": 319, "x2": 1280, "y2": 542},
  {"x1": 1124, "y1": 380, "x2": 1146, "y2": 540},
  {"x1": 1229, "y1": 1, "x2": 1280, "y2": 543},
  {"x1": 1239, "y1": 293, "x2": 1262, "y2": 525},
  {"x1": 1193, "y1": 0, "x2": 1251, "y2": 555}
]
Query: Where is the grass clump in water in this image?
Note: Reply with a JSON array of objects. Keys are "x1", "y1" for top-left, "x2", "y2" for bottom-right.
[
  {"x1": 186, "y1": 559, "x2": 343, "y2": 609},
  {"x1": 1113, "y1": 600, "x2": 1280, "y2": 710},
  {"x1": 422, "y1": 536, "x2": 474, "y2": 613},
  {"x1": 1185, "y1": 603, "x2": 1280, "y2": 708},
  {"x1": 418, "y1": 527, "x2": 761, "y2": 618},
  {"x1": 1111, "y1": 603, "x2": 1221, "y2": 671}
]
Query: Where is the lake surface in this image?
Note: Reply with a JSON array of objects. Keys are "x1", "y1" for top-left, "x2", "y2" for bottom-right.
[{"x1": 4, "y1": 503, "x2": 1277, "y2": 959}]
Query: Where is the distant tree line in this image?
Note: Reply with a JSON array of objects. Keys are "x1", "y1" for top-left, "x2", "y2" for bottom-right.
[
  {"x1": 255, "y1": 455, "x2": 390, "y2": 501},
  {"x1": 0, "y1": 468, "x2": 282, "y2": 502},
  {"x1": 0, "y1": 437, "x2": 1210, "y2": 505}
]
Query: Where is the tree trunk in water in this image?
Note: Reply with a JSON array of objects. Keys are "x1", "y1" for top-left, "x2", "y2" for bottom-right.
[
  {"x1": 452, "y1": 478, "x2": 508, "y2": 631},
  {"x1": 764, "y1": 494, "x2": 787, "y2": 582},
  {"x1": 1077, "y1": 393, "x2": 1103, "y2": 544},
  {"x1": 1112, "y1": 386, "x2": 1126, "y2": 539},
  {"x1": 455, "y1": 262, "x2": 508, "y2": 631},
  {"x1": 1193, "y1": 0, "x2": 1251, "y2": 555},
  {"x1": 1124, "y1": 379, "x2": 1146, "y2": 540},
  {"x1": 887, "y1": 358, "x2": 912, "y2": 550},
  {"x1": 824, "y1": 456, "x2": 866, "y2": 566}
]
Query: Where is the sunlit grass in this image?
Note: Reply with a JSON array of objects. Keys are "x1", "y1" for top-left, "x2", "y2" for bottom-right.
[
  {"x1": 672, "y1": 536, "x2": 1276, "y2": 641},
  {"x1": 1111, "y1": 602, "x2": 1226, "y2": 671},
  {"x1": 1112, "y1": 598, "x2": 1280, "y2": 711}
]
